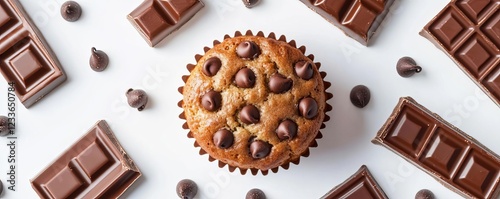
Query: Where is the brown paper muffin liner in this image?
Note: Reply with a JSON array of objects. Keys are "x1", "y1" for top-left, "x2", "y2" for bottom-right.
[{"x1": 178, "y1": 30, "x2": 333, "y2": 175}]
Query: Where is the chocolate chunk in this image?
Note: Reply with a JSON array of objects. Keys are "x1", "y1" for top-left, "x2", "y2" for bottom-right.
[
  {"x1": 235, "y1": 68, "x2": 256, "y2": 88},
  {"x1": 89, "y1": 47, "x2": 109, "y2": 72},
  {"x1": 269, "y1": 73, "x2": 292, "y2": 93},
  {"x1": 202, "y1": 57, "x2": 222, "y2": 77},
  {"x1": 276, "y1": 119, "x2": 297, "y2": 141},
  {"x1": 61, "y1": 1, "x2": 82, "y2": 22},
  {"x1": 0, "y1": 116, "x2": 8, "y2": 136},
  {"x1": 415, "y1": 189, "x2": 434, "y2": 199},
  {"x1": 213, "y1": 129, "x2": 234, "y2": 149},
  {"x1": 397, "y1": 57, "x2": 421, "y2": 77},
  {"x1": 236, "y1": 41, "x2": 260, "y2": 60},
  {"x1": 201, "y1": 90, "x2": 222, "y2": 112},
  {"x1": 242, "y1": 0, "x2": 261, "y2": 8},
  {"x1": 176, "y1": 179, "x2": 198, "y2": 199},
  {"x1": 294, "y1": 61, "x2": 314, "y2": 80},
  {"x1": 246, "y1": 188, "x2": 266, "y2": 199},
  {"x1": 321, "y1": 165, "x2": 388, "y2": 198},
  {"x1": 350, "y1": 85, "x2": 370, "y2": 108},
  {"x1": 240, "y1": 105, "x2": 260, "y2": 124},
  {"x1": 126, "y1": 89, "x2": 148, "y2": 111},
  {"x1": 298, "y1": 97, "x2": 318, "y2": 119},
  {"x1": 249, "y1": 140, "x2": 271, "y2": 159}
]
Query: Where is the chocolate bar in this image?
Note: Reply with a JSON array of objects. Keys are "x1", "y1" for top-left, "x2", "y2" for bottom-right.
[
  {"x1": 30, "y1": 120, "x2": 141, "y2": 198},
  {"x1": 372, "y1": 97, "x2": 500, "y2": 199},
  {"x1": 0, "y1": 0, "x2": 66, "y2": 108},
  {"x1": 299, "y1": 0, "x2": 395, "y2": 46},
  {"x1": 127, "y1": 0, "x2": 204, "y2": 47},
  {"x1": 320, "y1": 165, "x2": 388, "y2": 199},
  {"x1": 420, "y1": 1, "x2": 500, "y2": 107}
]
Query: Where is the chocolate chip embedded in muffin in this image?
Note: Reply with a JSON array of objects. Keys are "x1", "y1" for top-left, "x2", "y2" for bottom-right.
[
  {"x1": 201, "y1": 90, "x2": 222, "y2": 111},
  {"x1": 269, "y1": 73, "x2": 292, "y2": 93},
  {"x1": 203, "y1": 57, "x2": 222, "y2": 77},
  {"x1": 239, "y1": 105, "x2": 260, "y2": 124},
  {"x1": 235, "y1": 68, "x2": 256, "y2": 88},
  {"x1": 213, "y1": 129, "x2": 234, "y2": 149},
  {"x1": 295, "y1": 61, "x2": 314, "y2": 80},
  {"x1": 237, "y1": 41, "x2": 260, "y2": 59}
]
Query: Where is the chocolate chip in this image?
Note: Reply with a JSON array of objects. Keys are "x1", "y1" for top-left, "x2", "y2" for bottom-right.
[
  {"x1": 240, "y1": 105, "x2": 260, "y2": 124},
  {"x1": 213, "y1": 129, "x2": 234, "y2": 149},
  {"x1": 350, "y1": 85, "x2": 370, "y2": 108},
  {"x1": 201, "y1": 90, "x2": 222, "y2": 111},
  {"x1": 61, "y1": 1, "x2": 82, "y2": 22},
  {"x1": 236, "y1": 41, "x2": 260, "y2": 60},
  {"x1": 269, "y1": 73, "x2": 292, "y2": 93},
  {"x1": 298, "y1": 97, "x2": 318, "y2": 119},
  {"x1": 202, "y1": 57, "x2": 222, "y2": 77},
  {"x1": 276, "y1": 119, "x2": 297, "y2": 140},
  {"x1": 0, "y1": 180, "x2": 3, "y2": 195},
  {"x1": 249, "y1": 140, "x2": 271, "y2": 159},
  {"x1": 235, "y1": 68, "x2": 256, "y2": 88},
  {"x1": 294, "y1": 61, "x2": 314, "y2": 80},
  {"x1": 89, "y1": 47, "x2": 109, "y2": 72},
  {"x1": 397, "y1": 56, "x2": 422, "y2": 77},
  {"x1": 126, "y1": 89, "x2": 148, "y2": 111},
  {"x1": 415, "y1": 189, "x2": 434, "y2": 199},
  {"x1": 176, "y1": 179, "x2": 198, "y2": 199},
  {"x1": 246, "y1": 188, "x2": 266, "y2": 199},
  {"x1": 0, "y1": 116, "x2": 8, "y2": 136},
  {"x1": 242, "y1": 0, "x2": 261, "y2": 8}
]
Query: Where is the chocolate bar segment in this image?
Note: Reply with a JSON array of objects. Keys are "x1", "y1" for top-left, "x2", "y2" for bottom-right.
[
  {"x1": 372, "y1": 97, "x2": 500, "y2": 199},
  {"x1": 299, "y1": 0, "x2": 395, "y2": 46},
  {"x1": 0, "y1": 0, "x2": 65, "y2": 108},
  {"x1": 320, "y1": 165, "x2": 388, "y2": 199},
  {"x1": 127, "y1": 0, "x2": 204, "y2": 47},
  {"x1": 30, "y1": 120, "x2": 141, "y2": 199},
  {"x1": 420, "y1": 1, "x2": 500, "y2": 107}
]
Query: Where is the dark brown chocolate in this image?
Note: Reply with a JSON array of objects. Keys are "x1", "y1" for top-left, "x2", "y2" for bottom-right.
[
  {"x1": 350, "y1": 85, "x2": 370, "y2": 108},
  {"x1": 415, "y1": 189, "x2": 434, "y2": 199},
  {"x1": 127, "y1": 0, "x2": 204, "y2": 47},
  {"x1": 201, "y1": 90, "x2": 222, "y2": 112},
  {"x1": 236, "y1": 41, "x2": 260, "y2": 59},
  {"x1": 294, "y1": 61, "x2": 314, "y2": 80},
  {"x1": 0, "y1": 115, "x2": 8, "y2": 136},
  {"x1": 30, "y1": 120, "x2": 141, "y2": 198},
  {"x1": 396, "y1": 57, "x2": 421, "y2": 78},
  {"x1": 176, "y1": 179, "x2": 198, "y2": 199},
  {"x1": 213, "y1": 129, "x2": 234, "y2": 149},
  {"x1": 276, "y1": 119, "x2": 297, "y2": 141},
  {"x1": 242, "y1": 0, "x2": 261, "y2": 8},
  {"x1": 299, "y1": 0, "x2": 395, "y2": 45},
  {"x1": 240, "y1": 104, "x2": 260, "y2": 124},
  {"x1": 235, "y1": 68, "x2": 256, "y2": 88},
  {"x1": 249, "y1": 140, "x2": 271, "y2": 159},
  {"x1": 61, "y1": 1, "x2": 82, "y2": 22},
  {"x1": 0, "y1": 0, "x2": 66, "y2": 108},
  {"x1": 420, "y1": 0, "x2": 500, "y2": 107},
  {"x1": 202, "y1": 57, "x2": 222, "y2": 77},
  {"x1": 126, "y1": 88, "x2": 148, "y2": 111},
  {"x1": 298, "y1": 97, "x2": 318, "y2": 119},
  {"x1": 321, "y1": 165, "x2": 388, "y2": 199},
  {"x1": 269, "y1": 73, "x2": 292, "y2": 93},
  {"x1": 89, "y1": 47, "x2": 108, "y2": 72},
  {"x1": 246, "y1": 188, "x2": 266, "y2": 199},
  {"x1": 372, "y1": 97, "x2": 500, "y2": 199}
]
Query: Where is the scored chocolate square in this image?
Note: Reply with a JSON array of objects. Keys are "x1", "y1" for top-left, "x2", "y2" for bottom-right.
[
  {"x1": 0, "y1": 0, "x2": 66, "y2": 108},
  {"x1": 321, "y1": 165, "x2": 388, "y2": 199},
  {"x1": 299, "y1": 0, "x2": 395, "y2": 46},
  {"x1": 373, "y1": 97, "x2": 500, "y2": 199},
  {"x1": 30, "y1": 120, "x2": 142, "y2": 198},
  {"x1": 420, "y1": 0, "x2": 500, "y2": 107},
  {"x1": 127, "y1": 0, "x2": 204, "y2": 47}
]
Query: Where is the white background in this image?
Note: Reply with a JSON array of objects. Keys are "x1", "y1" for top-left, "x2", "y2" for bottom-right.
[{"x1": 0, "y1": 0, "x2": 499, "y2": 198}]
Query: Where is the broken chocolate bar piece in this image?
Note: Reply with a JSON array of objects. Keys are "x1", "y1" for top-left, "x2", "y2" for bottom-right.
[{"x1": 321, "y1": 165, "x2": 388, "y2": 199}]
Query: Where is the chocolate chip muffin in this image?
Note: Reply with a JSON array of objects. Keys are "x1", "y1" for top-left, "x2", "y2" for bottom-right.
[{"x1": 179, "y1": 31, "x2": 332, "y2": 175}]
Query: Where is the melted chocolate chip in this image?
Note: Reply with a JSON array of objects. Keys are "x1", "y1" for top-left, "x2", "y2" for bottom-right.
[
  {"x1": 350, "y1": 85, "x2": 370, "y2": 108},
  {"x1": 276, "y1": 119, "x2": 298, "y2": 140},
  {"x1": 236, "y1": 41, "x2": 260, "y2": 60},
  {"x1": 126, "y1": 89, "x2": 148, "y2": 111},
  {"x1": 61, "y1": 1, "x2": 82, "y2": 22},
  {"x1": 213, "y1": 129, "x2": 234, "y2": 149},
  {"x1": 242, "y1": 0, "x2": 261, "y2": 8},
  {"x1": 240, "y1": 105, "x2": 260, "y2": 124},
  {"x1": 294, "y1": 61, "x2": 314, "y2": 80},
  {"x1": 269, "y1": 73, "x2": 292, "y2": 93},
  {"x1": 202, "y1": 57, "x2": 222, "y2": 77},
  {"x1": 89, "y1": 47, "x2": 109, "y2": 72},
  {"x1": 249, "y1": 140, "x2": 271, "y2": 159},
  {"x1": 298, "y1": 97, "x2": 318, "y2": 119},
  {"x1": 246, "y1": 188, "x2": 266, "y2": 199},
  {"x1": 415, "y1": 189, "x2": 434, "y2": 199},
  {"x1": 235, "y1": 68, "x2": 256, "y2": 88},
  {"x1": 0, "y1": 116, "x2": 8, "y2": 136},
  {"x1": 176, "y1": 179, "x2": 198, "y2": 199},
  {"x1": 201, "y1": 90, "x2": 222, "y2": 112},
  {"x1": 397, "y1": 56, "x2": 422, "y2": 77}
]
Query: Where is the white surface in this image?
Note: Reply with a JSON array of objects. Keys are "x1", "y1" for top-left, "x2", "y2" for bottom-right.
[{"x1": 0, "y1": 0, "x2": 499, "y2": 198}]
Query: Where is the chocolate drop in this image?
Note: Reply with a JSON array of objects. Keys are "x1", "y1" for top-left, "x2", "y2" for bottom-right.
[
  {"x1": 89, "y1": 47, "x2": 109, "y2": 72},
  {"x1": 202, "y1": 57, "x2": 222, "y2": 77},
  {"x1": 213, "y1": 129, "x2": 234, "y2": 149},
  {"x1": 242, "y1": 0, "x2": 261, "y2": 8},
  {"x1": 249, "y1": 140, "x2": 271, "y2": 159},
  {"x1": 176, "y1": 179, "x2": 198, "y2": 199},
  {"x1": 269, "y1": 73, "x2": 292, "y2": 93},
  {"x1": 235, "y1": 68, "x2": 256, "y2": 88},
  {"x1": 415, "y1": 189, "x2": 434, "y2": 199},
  {"x1": 61, "y1": 1, "x2": 82, "y2": 22},
  {"x1": 201, "y1": 90, "x2": 222, "y2": 112},
  {"x1": 0, "y1": 116, "x2": 9, "y2": 136},
  {"x1": 276, "y1": 119, "x2": 297, "y2": 140},
  {"x1": 350, "y1": 85, "x2": 370, "y2": 108},
  {"x1": 294, "y1": 61, "x2": 314, "y2": 80},
  {"x1": 397, "y1": 56, "x2": 422, "y2": 77},
  {"x1": 298, "y1": 97, "x2": 318, "y2": 119},
  {"x1": 126, "y1": 89, "x2": 148, "y2": 111},
  {"x1": 236, "y1": 41, "x2": 260, "y2": 60},
  {"x1": 240, "y1": 105, "x2": 260, "y2": 124},
  {"x1": 246, "y1": 188, "x2": 266, "y2": 199}
]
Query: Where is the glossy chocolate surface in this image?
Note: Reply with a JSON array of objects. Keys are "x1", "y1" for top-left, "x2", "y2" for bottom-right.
[
  {"x1": 0, "y1": 0, "x2": 66, "y2": 108},
  {"x1": 127, "y1": 0, "x2": 204, "y2": 47},
  {"x1": 30, "y1": 120, "x2": 141, "y2": 199},
  {"x1": 373, "y1": 97, "x2": 500, "y2": 199},
  {"x1": 420, "y1": 0, "x2": 500, "y2": 107}
]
